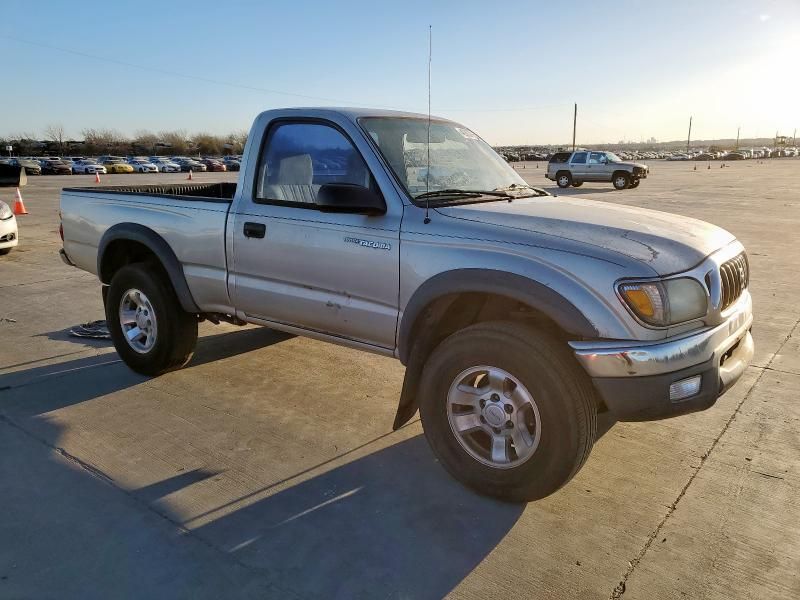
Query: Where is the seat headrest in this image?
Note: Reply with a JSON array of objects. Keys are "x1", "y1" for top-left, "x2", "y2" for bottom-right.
[{"x1": 278, "y1": 154, "x2": 313, "y2": 184}]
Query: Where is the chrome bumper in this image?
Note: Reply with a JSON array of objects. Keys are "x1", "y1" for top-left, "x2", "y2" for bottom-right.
[{"x1": 570, "y1": 294, "x2": 753, "y2": 379}]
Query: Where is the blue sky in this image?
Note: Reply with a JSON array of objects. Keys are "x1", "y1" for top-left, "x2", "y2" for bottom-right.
[{"x1": 1, "y1": 0, "x2": 798, "y2": 145}]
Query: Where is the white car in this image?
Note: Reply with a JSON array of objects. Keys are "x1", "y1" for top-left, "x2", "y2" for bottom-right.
[
  {"x1": 73, "y1": 160, "x2": 108, "y2": 175},
  {"x1": 128, "y1": 159, "x2": 159, "y2": 173},
  {"x1": 0, "y1": 201, "x2": 19, "y2": 255},
  {"x1": 150, "y1": 158, "x2": 181, "y2": 173}
]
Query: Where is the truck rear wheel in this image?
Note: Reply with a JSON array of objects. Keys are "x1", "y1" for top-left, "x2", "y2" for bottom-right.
[
  {"x1": 418, "y1": 321, "x2": 597, "y2": 502},
  {"x1": 106, "y1": 263, "x2": 198, "y2": 376},
  {"x1": 556, "y1": 172, "x2": 572, "y2": 188}
]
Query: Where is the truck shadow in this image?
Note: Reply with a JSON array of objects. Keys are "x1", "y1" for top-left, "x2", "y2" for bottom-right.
[
  {"x1": 1, "y1": 326, "x2": 615, "y2": 599},
  {"x1": 34, "y1": 323, "x2": 294, "y2": 357},
  {"x1": 546, "y1": 186, "x2": 620, "y2": 196},
  {"x1": 157, "y1": 435, "x2": 525, "y2": 600}
]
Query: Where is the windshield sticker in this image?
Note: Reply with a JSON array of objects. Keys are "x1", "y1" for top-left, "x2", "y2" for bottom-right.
[{"x1": 455, "y1": 127, "x2": 479, "y2": 140}]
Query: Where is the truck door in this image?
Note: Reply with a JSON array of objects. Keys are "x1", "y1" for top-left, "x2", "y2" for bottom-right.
[
  {"x1": 586, "y1": 152, "x2": 608, "y2": 181},
  {"x1": 570, "y1": 151, "x2": 588, "y2": 181},
  {"x1": 585, "y1": 152, "x2": 605, "y2": 181},
  {"x1": 229, "y1": 120, "x2": 401, "y2": 350}
]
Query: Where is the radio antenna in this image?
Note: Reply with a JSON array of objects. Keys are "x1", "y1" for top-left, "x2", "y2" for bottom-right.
[{"x1": 424, "y1": 24, "x2": 432, "y2": 224}]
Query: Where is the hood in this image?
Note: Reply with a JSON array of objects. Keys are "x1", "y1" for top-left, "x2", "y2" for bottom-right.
[{"x1": 435, "y1": 195, "x2": 735, "y2": 275}]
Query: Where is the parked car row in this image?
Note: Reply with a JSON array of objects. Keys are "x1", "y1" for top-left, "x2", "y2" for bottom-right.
[
  {"x1": 0, "y1": 155, "x2": 243, "y2": 175},
  {"x1": 498, "y1": 146, "x2": 799, "y2": 163}
]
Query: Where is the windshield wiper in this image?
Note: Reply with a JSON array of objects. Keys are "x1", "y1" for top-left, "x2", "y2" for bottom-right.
[{"x1": 414, "y1": 188, "x2": 511, "y2": 200}]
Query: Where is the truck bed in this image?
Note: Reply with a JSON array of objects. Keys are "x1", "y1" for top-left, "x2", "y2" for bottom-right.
[
  {"x1": 61, "y1": 182, "x2": 236, "y2": 202},
  {"x1": 61, "y1": 181, "x2": 235, "y2": 314}
]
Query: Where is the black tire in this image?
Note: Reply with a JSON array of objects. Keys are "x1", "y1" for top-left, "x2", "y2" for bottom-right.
[
  {"x1": 629, "y1": 178, "x2": 640, "y2": 188},
  {"x1": 612, "y1": 172, "x2": 630, "y2": 190},
  {"x1": 0, "y1": 248, "x2": 11, "y2": 256},
  {"x1": 556, "y1": 172, "x2": 572, "y2": 188},
  {"x1": 418, "y1": 321, "x2": 597, "y2": 502},
  {"x1": 106, "y1": 263, "x2": 198, "y2": 376},
  {"x1": 571, "y1": 181, "x2": 583, "y2": 187}
]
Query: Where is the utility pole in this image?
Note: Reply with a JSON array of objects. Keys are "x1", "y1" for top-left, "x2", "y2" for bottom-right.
[
  {"x1": 794, "y1": 128, "x2": 797, "y2": 147},
  {"x1": 571, "y1": 103, "x2": 577, "y2": 151},
  {"x1": 686, "y1": 116, "x2": 692, "y2": 152},
  {"x1": 736, "y1": 126, "x2": 740, "y2": 150}
]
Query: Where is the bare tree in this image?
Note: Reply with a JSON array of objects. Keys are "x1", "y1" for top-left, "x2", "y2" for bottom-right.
[
  {"x1": 192, "y1": 132, "x2": 223, "y2": 156},
  {"x1": 158, "y1": 130, "x2": 191, "y2": 155},
  {"x1": 44, "y1": 124, "x2": 66, "y2": 155},
  {"x1": 229, "y1": 130, "x2": 248, "y2": 154},
  {"x1": 81, "y1": 128, "x2": 125, "y2": 155}
]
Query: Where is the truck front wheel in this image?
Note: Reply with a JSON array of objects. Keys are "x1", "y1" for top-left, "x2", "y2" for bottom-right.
[
  {"x1": 613, "y1": 172, "x2": 630, "y2": 190},
  {"x1": 418, "y1": 321, "x2": 597, "y2": 502},
  {"x1": 106, "y1": 263, "x2": 198, "y2": 376}
]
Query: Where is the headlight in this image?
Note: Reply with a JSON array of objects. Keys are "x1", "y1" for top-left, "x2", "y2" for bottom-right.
[
  {"x1": 618, "y1": 277, "x2": 707, "y2": 326},
  {"x1": 0, "y1": 201, "x2": 13, "y2": 220}
]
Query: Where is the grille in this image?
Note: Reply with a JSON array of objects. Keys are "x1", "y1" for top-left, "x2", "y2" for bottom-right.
[{"x1": 719, "y1": 253, "x2": 749, "y2": 311}]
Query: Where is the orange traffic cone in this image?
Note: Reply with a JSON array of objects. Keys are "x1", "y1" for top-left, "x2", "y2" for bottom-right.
[
  {"x1": 13, "y1": 188, "x2": 28, "y2": 215},
  {"x1": 187, "y1": 169, "x2": 193, "y2": 181},
  {"x1": 95, "y1": 171, "x2": 101, "y2": 183}
]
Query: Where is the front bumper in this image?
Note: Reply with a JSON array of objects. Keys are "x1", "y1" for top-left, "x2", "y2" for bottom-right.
[
  {"x1": 0, "y1": 216, "x2": 19, "y2": 249},
  {"x1": 570, "y1": 297, "x2": 753, "y2": 420}
]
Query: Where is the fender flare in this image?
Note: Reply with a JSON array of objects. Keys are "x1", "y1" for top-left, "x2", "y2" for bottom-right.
[
  {"x1": 97, "y1": 223, "x2": 200, "y2": 313},
  {"x1": 397, "y1": 268, "x2": 598, "y2": 365},
  {"x1": 391, "y1": 269, "x2": 599, "y2": 430}
]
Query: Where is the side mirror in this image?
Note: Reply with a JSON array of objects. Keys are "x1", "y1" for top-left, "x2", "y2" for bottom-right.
[{"x1": 316, "y1": 183, "x2": 386, "y2": 216}]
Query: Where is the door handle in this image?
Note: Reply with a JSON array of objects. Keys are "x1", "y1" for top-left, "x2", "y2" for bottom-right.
[{"x1": 243, "y1": 222, "x2": 266, "y2": 239}]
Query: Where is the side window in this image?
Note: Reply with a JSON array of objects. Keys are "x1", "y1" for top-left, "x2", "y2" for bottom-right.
[
  {"x1": 571, "y1": 152, "x2": 587, "y2": 164},
  {"x1": 256, "y1": 122, "x2": 372, "y2": 205},
  {"x1": 588, "y1": 152, "x2": 604, "y2": 164}
]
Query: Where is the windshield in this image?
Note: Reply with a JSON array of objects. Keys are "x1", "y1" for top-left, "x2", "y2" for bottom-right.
[
  {"x1": 359, "y1": 117, "x2": 531, "y2": 201},
  {"x1": 605, "y1": 152, "x2": 623, "y2": 163}
]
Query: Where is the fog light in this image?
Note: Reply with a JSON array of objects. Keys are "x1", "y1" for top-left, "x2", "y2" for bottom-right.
[{"x1": 669, "y1": 375, "x2": 702, "y2": 402}]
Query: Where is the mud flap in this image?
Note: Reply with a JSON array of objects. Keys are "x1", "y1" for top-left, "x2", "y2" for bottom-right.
[{"x1": 392, "y1": 339, "x2": 427, "y2": 430}]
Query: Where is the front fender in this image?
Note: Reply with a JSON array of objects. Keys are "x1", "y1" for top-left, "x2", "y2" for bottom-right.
[{"x1": 396, "y1": 268, "x2": 599, "y2": 365}]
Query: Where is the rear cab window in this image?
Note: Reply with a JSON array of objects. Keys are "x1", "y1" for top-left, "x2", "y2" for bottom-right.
[
  {"x1": 548, "y1": 152, "x2": 572, "y2": 163},
  {"x1": 571, "y1": 152, "x2": 587, "y2": 164}
]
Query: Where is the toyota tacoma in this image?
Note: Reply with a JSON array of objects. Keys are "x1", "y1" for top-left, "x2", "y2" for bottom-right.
[{"x1": 59, "y1": 108, "x2": 753, "y2": 501}]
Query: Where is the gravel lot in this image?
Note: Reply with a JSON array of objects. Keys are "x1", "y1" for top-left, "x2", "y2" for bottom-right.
[{"x1": 1, "y1": 160, "x2": 798, "y2": 599}]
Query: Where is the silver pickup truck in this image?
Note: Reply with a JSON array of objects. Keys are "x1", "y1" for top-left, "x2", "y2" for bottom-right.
[{"x1": 59, "y1": 108, "x2": 754, "y2": 502}]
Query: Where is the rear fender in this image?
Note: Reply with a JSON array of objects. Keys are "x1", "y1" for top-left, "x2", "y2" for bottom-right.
[{"x1": 97, "y1": 223, "x2": 199, "y2": 313}]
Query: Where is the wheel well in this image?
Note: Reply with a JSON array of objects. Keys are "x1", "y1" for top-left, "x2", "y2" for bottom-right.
[
  {"x1": 408, "y1": 292, "x2": 567, "y2": 360},
  {"x1": 556, "y1": 170, "x2": 571, "y2": 179},
  {"x1": 612, "y1": 170, "x2": 629, "y2": 179},
  {"x1": 99, "y1": 239, "x2": 165, "y2": 284},
  {"x1": 391, "y1": 291, "x2": 606, "y2": 430}
]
